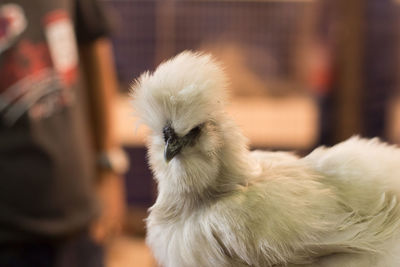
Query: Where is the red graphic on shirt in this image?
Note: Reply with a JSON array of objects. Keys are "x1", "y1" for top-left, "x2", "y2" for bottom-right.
[
  {"x1": 43, "y1": 9, "x2": 68, "y2": 25},
  {"x1": 0, "y1": 40, "x2": 52, "y2": 92},
  {"x1": 0, "y1": 15, "x2": 10, "y2": 38},
  {"x1": 0, "y1": 9, "x2": 79, "y2": 124},
  {"x1": 43, "y1": 10, "x2": 79, "y2": 86},
  {"x1": 0, "y1": 3, "x2": 27, "y2": 53}
]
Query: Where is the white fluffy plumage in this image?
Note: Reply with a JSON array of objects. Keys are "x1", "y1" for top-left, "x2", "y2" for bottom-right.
[{"x1": 132, "y1": 51, "x2": 400, "y2": 267}]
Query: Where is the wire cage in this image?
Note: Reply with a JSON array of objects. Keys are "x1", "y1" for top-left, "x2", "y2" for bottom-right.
[
  {"x1": 103, "y1": 0, "x2": 158, "y2": 89},
  {"x1": 103, "y1": 0, "x2": 316, "y2": 96}
]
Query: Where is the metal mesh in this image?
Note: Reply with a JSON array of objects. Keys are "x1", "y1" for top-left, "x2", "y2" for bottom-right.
[{"x1": 103, "y1": 0, "x2": 314, "y2": 90}]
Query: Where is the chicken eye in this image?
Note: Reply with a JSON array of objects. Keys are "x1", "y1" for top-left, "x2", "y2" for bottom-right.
[{"x1": 186, "y1": 124, "x2": 202, "y2": 140}]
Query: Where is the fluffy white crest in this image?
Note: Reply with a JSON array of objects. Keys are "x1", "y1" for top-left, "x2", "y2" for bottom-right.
[{"x1": 131, "y1": 51, "x2": 228, "y2": 135}]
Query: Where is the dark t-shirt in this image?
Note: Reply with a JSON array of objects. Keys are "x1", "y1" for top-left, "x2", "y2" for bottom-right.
[{"x1": 0, "y1": 0, "x2": 108, "y2": 242}]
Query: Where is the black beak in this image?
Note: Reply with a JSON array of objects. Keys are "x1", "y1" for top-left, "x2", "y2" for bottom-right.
[
  {"x1": 163, "y1": 125, "x2": 183, "y2": 163},
  {"x1": 164, "y1": 137, "x2": 183, "y2": 163}
]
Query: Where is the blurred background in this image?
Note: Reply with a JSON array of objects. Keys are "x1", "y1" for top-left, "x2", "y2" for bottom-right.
[{"x1": 99, "y1": 0, "x2": 400, "y2": 266}]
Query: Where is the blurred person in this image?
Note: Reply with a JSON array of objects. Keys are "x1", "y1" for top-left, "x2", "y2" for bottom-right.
[{"x1": 0, "y1": 0, "x2": 126, "y2": 266}]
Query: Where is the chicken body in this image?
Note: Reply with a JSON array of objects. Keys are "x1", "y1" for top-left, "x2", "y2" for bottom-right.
[{"x1": 132, "y1": 51, "x2": 400, "y2": 267}]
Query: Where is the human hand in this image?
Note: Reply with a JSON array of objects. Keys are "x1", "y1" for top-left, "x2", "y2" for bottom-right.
[{"x1": 90, "y1": 171, "x2": 126, "y2": 244}]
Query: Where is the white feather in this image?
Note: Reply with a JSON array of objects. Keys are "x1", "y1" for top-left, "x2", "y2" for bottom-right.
[{"x1": 132, "y1": 51, "x2": 400, "y2": 267}]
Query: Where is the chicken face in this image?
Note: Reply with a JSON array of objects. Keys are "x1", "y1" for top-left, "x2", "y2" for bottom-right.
[
  {"x1": 132, "y1": 51, "x2": 228, "y2": 191},
  {"x1": 163, "y1": 121, "x2": 203, "y2": 162}
]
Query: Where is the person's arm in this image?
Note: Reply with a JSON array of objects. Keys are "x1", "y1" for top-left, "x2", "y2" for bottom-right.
[
  {"x1": 79, "y1": 38, "x2": 126, "y2": 243},
  {"x1": 79, "y1": 38, "x2": 118, "y2": 152}
]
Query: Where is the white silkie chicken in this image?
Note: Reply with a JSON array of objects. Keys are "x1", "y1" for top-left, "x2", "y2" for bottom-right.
[{"x1": 132, "y1": 51, "x2": 400, "y2": 267}]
